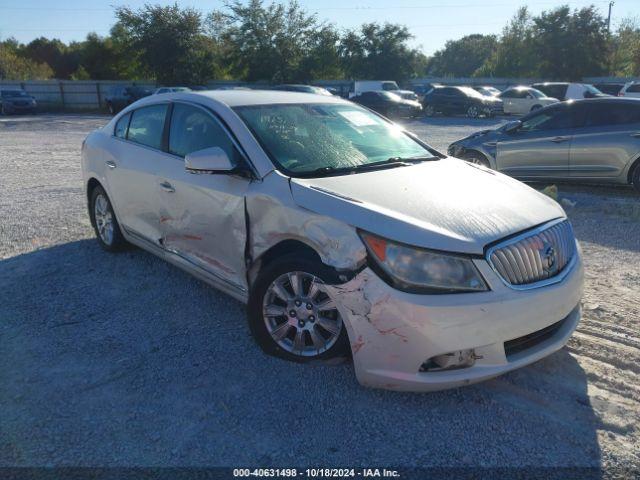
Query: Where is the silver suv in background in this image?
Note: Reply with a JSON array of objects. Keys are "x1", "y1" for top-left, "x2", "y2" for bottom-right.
[{"x1": 448, "y1": 98, "x2": 640, "y2": 191}]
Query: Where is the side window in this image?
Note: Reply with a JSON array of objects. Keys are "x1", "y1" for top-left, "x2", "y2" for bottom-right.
[
  {"x1": 169, "y1": 103, "x2": 239, "y2": 161},
  {"x1": 114, "y1": 112, "x2": 131, "y2": 138},
  {"x1": 127, "y1": 104, "x2": 168, "y2": 150},
  {"x1": 520, "y1": 106, "x2": 576, "y2": 132},
  {"x1": 500, "y1": 90, "x2": 515, "y2": 99},
  {"x1": 585, "y1": 103, "x2": 640, "y2": 127},
  {"x1": 627, "y1": 83, "x2": 640, "y2": 93}
]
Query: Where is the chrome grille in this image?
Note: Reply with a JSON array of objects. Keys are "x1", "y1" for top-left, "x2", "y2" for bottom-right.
[{"x1": 488, "y1": 220, "x2": 576, "y2": 287}]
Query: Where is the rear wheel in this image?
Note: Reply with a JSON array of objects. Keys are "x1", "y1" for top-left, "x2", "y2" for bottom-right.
[
  {"x1": 467, "y1": 105, "x2": 480, "y2": 118},
  {"x1": 248, "y1": 254, "x2": 349, "y2": 362},
  {"x1": 89, "y1": 185, "x2": 127, "y2": 251},
  {"x1": 424, "y1": 104, "x2": 435, "y2": 117}
]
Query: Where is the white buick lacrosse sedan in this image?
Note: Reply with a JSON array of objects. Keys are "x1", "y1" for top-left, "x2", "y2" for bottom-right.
[{"x1": 81, "y1": 90, "x2": 583, "y2": 391}]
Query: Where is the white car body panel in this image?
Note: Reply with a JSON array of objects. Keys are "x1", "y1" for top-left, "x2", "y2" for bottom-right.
[
  {"x1": 82, "y1": 90, "x2": 583, "y2": 391},
  {"x1": 290, "y1": 159, "x2": 565, "y2": 255}
]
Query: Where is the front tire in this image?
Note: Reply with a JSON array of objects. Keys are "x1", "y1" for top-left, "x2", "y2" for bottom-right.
[
  {"x1": 89, "y1": 185, "x2": 127, "y2": 251},
  {"x1": 424, "y1": 104, "x2": 435, "y2": 117},
  {"x1": 247, "y1": 254, "x2": 350, "y2": 362}
]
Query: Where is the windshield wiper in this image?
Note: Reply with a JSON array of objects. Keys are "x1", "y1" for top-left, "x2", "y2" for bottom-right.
[
  {"x1": 303, "y1": 155, "x2": 435, "y2": 177},
  {"x1": 386, "y1": 155, "x2": 436, "y2": 163}
]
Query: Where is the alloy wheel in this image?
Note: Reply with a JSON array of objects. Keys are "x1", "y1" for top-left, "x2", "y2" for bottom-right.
[
  {"x1": 262, "y1": 271, "x2": 343, "y2": 357},
  {"x1": 94, "y1": 193, "x2": 114, "y2": 245},
  {"x1": 467, "y1": 106, "x2": 479, "y2": 118}
]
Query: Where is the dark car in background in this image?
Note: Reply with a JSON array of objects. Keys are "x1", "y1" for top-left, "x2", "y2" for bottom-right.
[
  {"x1": 422, "y1": 86, "x2": 503, "y2": 118},
  {"x1": 0, "y1": 89, "x2": 37, "y2": 115},
  {"x1": 350, "y1": 90, "x2": 422, "y2": 118},
  {"x1": 594, "y1": 83, "x2": 625, "y2": 96},
  {"x1": 105, "y1": 86, "x2": 152, "y2": 114},
  {"x1": 447, "y1": 98, "x2": 640, "y2": 191}
]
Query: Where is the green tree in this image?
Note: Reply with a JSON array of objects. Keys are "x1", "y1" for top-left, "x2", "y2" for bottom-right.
[
  {"x1": 477, "y1": 7, "x2": 536, "y2": 77},
  {"x1": 610, "y1": 17, "x2": 640, "y2": 76},
  {"x1": 427, "y1": 34, "x2": 498, "y2": 77},
  {"x1": 339, "y1": 23, "x2": 425, "y2": 81},
  {"x1": 21, "y1": 37, "x2": 79, "y2": 79},
  {"x1": 113, "y1": 3, "x2": 220, "y2": 84},
  {"x1": 531, "y1": 5, "x2": 608, "y2": 80},
  {"x1": 214, "y1": 0, "x2": 323, "y2": 82},
  {"x1": 0, "y1": 40, "x2": 53, "y2": 80}
]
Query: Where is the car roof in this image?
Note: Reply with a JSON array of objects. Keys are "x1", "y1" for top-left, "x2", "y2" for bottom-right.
[{"x1": 179, "y1": 89, "x2": 347, "y2": 107}]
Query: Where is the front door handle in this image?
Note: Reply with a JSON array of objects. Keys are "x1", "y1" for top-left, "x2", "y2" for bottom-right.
[
  {"x1": 105, "y1": 160, "x2": 117, "y2": 169},
  {"x1": 550, "y1": 136, "x2": 570, "y2": 143},
  {"x1": 159, "y1": 181, "x2": 175, "y2": 193}
]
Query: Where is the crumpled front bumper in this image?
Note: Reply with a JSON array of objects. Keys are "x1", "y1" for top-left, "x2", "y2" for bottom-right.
[{"x1": 325, "y1": 248, "x2": 584, "y2": 392}]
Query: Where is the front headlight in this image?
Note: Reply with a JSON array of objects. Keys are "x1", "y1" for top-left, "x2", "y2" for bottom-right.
[{"x1": 360, "y1": 232, "x2": 488, "y2": 293}]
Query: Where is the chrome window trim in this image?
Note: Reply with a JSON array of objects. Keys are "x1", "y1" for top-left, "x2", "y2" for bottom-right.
[{"x1": 485, "y1": 218, "x2": 577, "y2": 291}]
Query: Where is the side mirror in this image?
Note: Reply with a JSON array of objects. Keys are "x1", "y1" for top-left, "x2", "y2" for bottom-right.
[
  {"x1": 503, "y1": 120, "x2": 522, "y2": 134},
  {"x1": 185, "y1": 146, "x2": 237, "y2": 173}
]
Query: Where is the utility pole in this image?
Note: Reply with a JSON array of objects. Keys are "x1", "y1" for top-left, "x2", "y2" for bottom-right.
[{"x1": 607, "y1": 1, "x2": 615, "y2": 33}]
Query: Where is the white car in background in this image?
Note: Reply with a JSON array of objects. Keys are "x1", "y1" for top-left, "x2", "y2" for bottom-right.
[
  {"x1": 619, "y1": 82, "x2": 640, "y2": 98},
  {"x1": 154, "y1": 87, "x2": 191, "y2": 95},
  {"x1": 498, "y1": 86, "x2": 559, "y2": 115},
  {"x1": 531, "y1": 82, "x2": 607, "y2": 101},
  {"x1": 81, "y1": 90, "x2": 583, "y2": 392}
]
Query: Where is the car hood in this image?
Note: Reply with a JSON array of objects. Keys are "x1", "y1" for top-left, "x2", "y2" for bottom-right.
[{"x1": 289, "y1": 159, "x2": 565, "y2": 255}]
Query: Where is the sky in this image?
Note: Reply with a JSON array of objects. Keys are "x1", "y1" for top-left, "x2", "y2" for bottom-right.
[{"x1": 0, "y1": 0, "x2": 637, "y2": 56}]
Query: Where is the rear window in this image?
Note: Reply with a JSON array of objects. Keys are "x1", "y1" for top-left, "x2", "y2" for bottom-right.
[{"x1": 127, "y1": 104, "x2": 168, "y2": 149}]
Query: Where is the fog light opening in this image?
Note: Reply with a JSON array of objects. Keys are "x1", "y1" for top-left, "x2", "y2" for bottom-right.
[{"x1": 419, "y1": 349, "x2": 477, "y2": 372}]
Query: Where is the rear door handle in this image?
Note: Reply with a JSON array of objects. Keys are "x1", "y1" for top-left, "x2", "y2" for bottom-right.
[
  {"x1": 105, "y1": 160, "x2": 117, "y2": 169},
  {"x1": 159, "y1": 181, "x2": 175, "y2": 193},
  {"x1": 550, "y1": 136, "x2": 570, "y2": 143}
]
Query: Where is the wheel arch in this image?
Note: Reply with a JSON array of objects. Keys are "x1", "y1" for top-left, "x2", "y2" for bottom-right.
[
  {"x1": 626, "y1": 155, "x2": 640, "y2": 184},
  {"x1": 86, "y1": 177, "x2": 103, "y2": 227}
]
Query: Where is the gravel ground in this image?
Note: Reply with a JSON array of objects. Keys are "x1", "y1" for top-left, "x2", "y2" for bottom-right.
[{"x1": 0, "y1": 114, "x2": 639, "y2": 471}]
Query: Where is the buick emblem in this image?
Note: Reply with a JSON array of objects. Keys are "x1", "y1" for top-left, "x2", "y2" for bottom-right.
[{"x1": 541, "y1": 241, "x2": 557, "y2": 273}]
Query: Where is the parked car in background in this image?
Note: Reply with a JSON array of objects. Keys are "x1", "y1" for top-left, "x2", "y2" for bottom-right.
[
  {"x1": 411, "y1": 83, "x2": 441, "y2": 101},
  {"x1": 154, "y1": 87, "x2": 191, "y2": 95},
  {"x1": 0, "y1": 89, "x2": 37, "y2": 115},
  {"x1": 105, "y1": 86, "x2": 152, "y2": 114},
  {"x1": 82, "y1": 89, "x2": 583, "y2": 391},
  {"x1": 531, "y1": 82, "x2": 607, "y2": 101},
  {"x1": 498, "y1": 86, "x2": 558, "y2": 115},
  {"x1": 447, "y1": 98, "x2": 640, "y2": 191},
  {"x1": 393, "y1": 89, "x2": 420, "y2": 101},
  {"x1": 272, "y1": 84, "x2": 333, "y2": 96},
  {"x1": 594, "y1": 83, "x2": 626, "y2": 96},
  {"x1": 422, "y1": 86, "x2": 503, "y2": 118},
  {"x1": 351, "y1": 91, "x2": 422, "y2": 117},
  {"x1": 619, "y1": 82, "x2": 640, "y2": 99},
  {"x1": 349, "y1": 80, "x2": 400, "y2": 98},
  {"x1": 474, "y1": 86, "x2": 501, "y2": 97}
]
